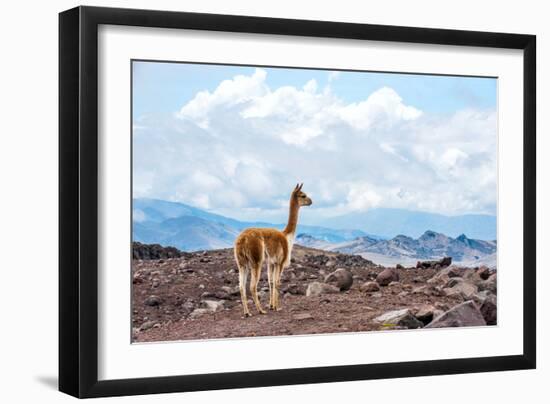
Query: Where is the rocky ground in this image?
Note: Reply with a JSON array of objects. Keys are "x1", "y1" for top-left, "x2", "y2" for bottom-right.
[{"x1": 132, "y1": 243, "x2": 497, "y2": 342}]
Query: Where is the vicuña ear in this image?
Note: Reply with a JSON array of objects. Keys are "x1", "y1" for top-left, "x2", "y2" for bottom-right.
[
  {"x1": 294, "y1": 183, "x2": 300, "y2": 191},
  {"x1": 297, "y1": 183, "x2": 303, "y2": 191}
]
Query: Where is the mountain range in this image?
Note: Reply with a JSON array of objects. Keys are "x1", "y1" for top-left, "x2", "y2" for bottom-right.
[
  {"x1": 296, "y1": 231, "x2": 497, "y2": 268},
  {"x1": 132, "y1": 198, "x2": 497, "y2": 267},
  {"x1": 133, "y1": 198, "x2": 372, "y2": 251}
]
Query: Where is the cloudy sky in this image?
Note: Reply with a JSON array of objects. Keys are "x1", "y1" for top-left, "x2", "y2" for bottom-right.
[{"x1": 132, "y1": 61, "x2": 497, "y2": 224}]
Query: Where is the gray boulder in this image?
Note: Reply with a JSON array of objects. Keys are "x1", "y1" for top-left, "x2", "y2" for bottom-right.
[
  {"x1": 376, "y1": 268, "x2": 399, "y2": 286},
  {"x1": 306, "y1": 282, "x2": 340, "y2": 297},
  {"x1": 443, "y1": 279, "x2": 478, "y2": 300},
  {"x1": 426, "y1": 301, "x2": 487, "y2": 328},
  {"x1": 324, "y1": 268, "x2": 354, "y2": 291},
  {"x1": 374, "y1": 308, "x2": 423, "y2": 329}
]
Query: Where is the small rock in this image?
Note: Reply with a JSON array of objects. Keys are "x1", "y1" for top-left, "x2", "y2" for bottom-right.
[
  {"x1": 360, "y1": 281, "x2": 380, "y2": 292},
  {"x1": 306, "y1": 282, "x2": 340, "y2": 297},
  {"x1": 414, "y1": 304, "x2": 436, "y2": 325},
  {"x1": 425, "y1": 301, "x2": 487, "y2": 328},
  {"x1": 293, "y1": 313, "x2": 314, "y2": 321},
  {"x1": 444, "y1": 279, "x2": 477, "y2": 300},
  {"x1": 282, "y1": 283, "x2": 305, "y2": 295},
  {"x1": 221, "y1": 285, "x2": 240, "y2": 296},
  {"x1": 144, "y1": 295, "x2": 162, "y2": 307},
  {"x1": 202, "y1": 291, "x2": 231, "y2": 300},
  {"x1": 376, "y1": 268, "x2": 399, "y2": 286},
  {"x1": 200, "y1": 300, "x2": 225, "y2": 312},
  {"x1": 324, "y1": 268, "x2": 354, "y2": 291},
  {"x1": 480, "y1": 294, "x2": 497, "y2": 325},
  {"x1": 447, "y1": 267, "x2": 462, "y2": 278},
  {"x1": 396, "y1": 263, "x2": 404, "y2": 269},
  {"x1": 445, "y1": 278, "x2": 463, "y2": 288},
  {"x1": 476, "y1": 266, "x2": 491, "y2": 280},
  {"x1": 182, "y1": 300, "x2": 195, "y2": 311},
  {"x1": 388, "y1": 281, "x2": 401, "y2": 287},
  {"x1": 479, "y1": 273, "x2": 497, "y2": 294},
  {"x1": 139, "y1": 320, "x2": 156, "y2": 331},
  {"x1": 374, "y1": 308, "x2": 423, "y2": 329},
  {"x1": 471, "y1": 290, "x2": 492, "y2": 305},
  {"x1": 463, "y1": 270, "x2": 484, "y2": 288}
]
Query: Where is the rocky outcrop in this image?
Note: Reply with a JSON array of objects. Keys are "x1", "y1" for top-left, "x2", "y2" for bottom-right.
[
  {"x1": 133, "y1": 242, "x2": 184, "y2": 260},
  {"x1": 417, "y1": 256, "x2": 452, "y2": 269}
]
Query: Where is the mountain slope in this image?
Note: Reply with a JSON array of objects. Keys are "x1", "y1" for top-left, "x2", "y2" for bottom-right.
[
  {"x1": 133, "y1": 198, "x2": 372, "y2": 251},
  {"x1": 133, "y1": 215, "x2": 240, "y2": 251}
]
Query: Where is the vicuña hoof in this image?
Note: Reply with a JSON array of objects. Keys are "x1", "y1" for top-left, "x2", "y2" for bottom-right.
[{"x1": 244, "y1": 312, "x2": 252, "y2": 318}]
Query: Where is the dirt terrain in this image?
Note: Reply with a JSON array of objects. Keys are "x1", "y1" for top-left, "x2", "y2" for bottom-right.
[{"x1": 132, "y1": 243, "x2": 497, "y2": 342}]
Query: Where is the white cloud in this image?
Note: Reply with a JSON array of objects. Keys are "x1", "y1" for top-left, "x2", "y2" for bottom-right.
[
  {"x1": 177, "y1": 68, "x2": 268, "y2": 128},
  {"x1": 134, "y1": 69, "x2": 496, "y2": 222},
  {"x1": 336, "y1": 87, "x2": 422, "y2": 130}
]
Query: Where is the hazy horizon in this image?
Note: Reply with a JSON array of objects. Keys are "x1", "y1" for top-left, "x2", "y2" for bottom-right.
[{"x1": 133, "y1": 197, "x2": 497, "y2": 241}]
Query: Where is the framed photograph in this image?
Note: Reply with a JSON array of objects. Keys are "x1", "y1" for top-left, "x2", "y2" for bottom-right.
[{"x1": 59, "y1": 6, "x2": 536, "y2": 398}]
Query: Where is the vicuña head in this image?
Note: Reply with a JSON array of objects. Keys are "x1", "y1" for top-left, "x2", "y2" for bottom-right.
[{"x1": 234, "y1": 183, "x2": 313, "y2": 317}]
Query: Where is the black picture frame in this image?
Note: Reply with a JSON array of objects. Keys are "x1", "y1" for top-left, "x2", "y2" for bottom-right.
[{"x1": 59, "y1": 5, "x2": 536, "y2": 398}]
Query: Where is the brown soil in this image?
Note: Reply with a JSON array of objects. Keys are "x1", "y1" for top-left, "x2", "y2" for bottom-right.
[{"x1": 132, "y1": 245, "x2": 470, "y2": 342}]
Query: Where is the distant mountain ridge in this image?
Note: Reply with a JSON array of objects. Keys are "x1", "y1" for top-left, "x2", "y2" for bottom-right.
[
  {"x1": 296, "y1": 230, "x2": 496, "y2": 268},
  {"x1": 133, "y1": 199, "x2": 497, "y2": 268},
  {"x1": 133, "y1": 198, "x2": 372, "y2": 251}
]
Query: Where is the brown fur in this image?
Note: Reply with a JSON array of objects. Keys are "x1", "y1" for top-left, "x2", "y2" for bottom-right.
[{"x1": 234, "y1": 184, "x2": 312, "y2": 316}]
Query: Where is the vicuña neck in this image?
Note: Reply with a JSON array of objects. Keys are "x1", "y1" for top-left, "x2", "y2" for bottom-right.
[{"x1": 283, "y1": 198, "x2": 299, "y2": 237}]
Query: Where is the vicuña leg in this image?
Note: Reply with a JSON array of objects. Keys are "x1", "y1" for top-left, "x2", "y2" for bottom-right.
[
  {"x1": 272, "y1": 264, "x2": 283, "y2": 311},
  {"x1": 250, "y1": 263, "x2": 266, "y2": 315},
  {"x1": 267, "y1": 262, "x2": 275, "y2": 310},
  {"x1": 238, "y1": 266, "x2": 251, "y2": 317}
]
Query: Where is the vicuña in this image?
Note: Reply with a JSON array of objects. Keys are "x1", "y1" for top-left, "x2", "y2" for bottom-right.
[{"x1": 234, "y1": 183, "x2": 313, "y2": 316}]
